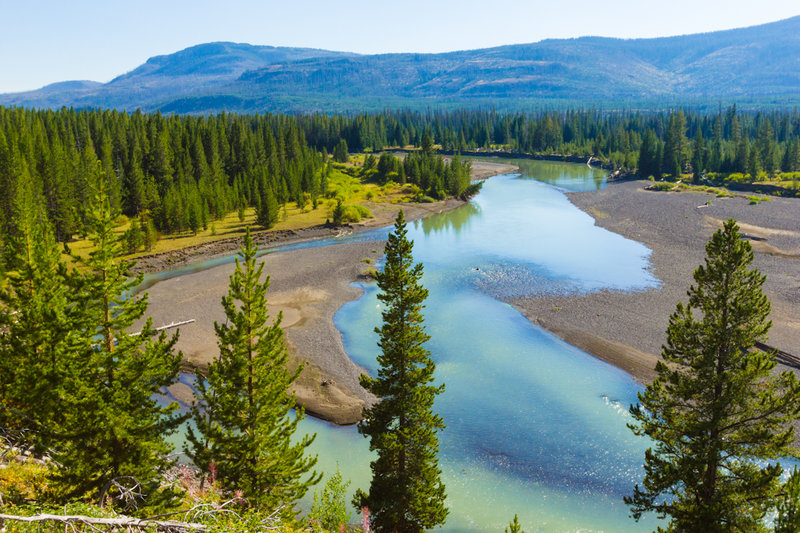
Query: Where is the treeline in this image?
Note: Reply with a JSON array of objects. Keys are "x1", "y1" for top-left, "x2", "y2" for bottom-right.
[
  {"x1": 0, "y1": 107, "x2": 326, "y2": 251},
  {"x1": 296, "y1": 106, "x2": 800, "y2": 177},
  {"x1": 4, "y1": 105, "x2": 800, "y2": 258}
]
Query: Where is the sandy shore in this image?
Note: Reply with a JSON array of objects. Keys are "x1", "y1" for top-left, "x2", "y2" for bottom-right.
[
  {"x1": 510, "y1": 180, "x2": 800, "y2": 384},
  {"x1": 146, "y1": 160, "x2": 518, "y2": 425}
]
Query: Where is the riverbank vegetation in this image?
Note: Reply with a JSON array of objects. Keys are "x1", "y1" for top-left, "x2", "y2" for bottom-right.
[
  {"x1": 0, "y1": 107, "x2": 480, "y2": 265},
  {"x1": 0, "y1": 178, "x2": 317, "y2": 529},
  {"x1": 628, "y1": 220, "x2": 800, "y2": 531},
  {"x1": 4, "y1": 104, "x2": 800, "y2": 265},
  {"x1": 186, "y1": 228, "x2": 320, "y2": 514},
  {"x1": 0, "y1": 173, "x2": 445, "y2": 531}
]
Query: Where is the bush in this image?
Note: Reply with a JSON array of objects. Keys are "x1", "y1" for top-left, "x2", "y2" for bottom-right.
[
  {"x1": 0, "y1": 455, "x2": 51, "y2": 504},
  {"x1": 340, "y1": 205, "x2": 371, "y2": 223},
  {"x1": 360, "y1": 267, "x2": 378, "y2": 280},
  {"x1": 414, "y1": 195, "x2": 437, "y2": 203},
  {"x1": 352, "y1": 205, "x2": 372, "y2": 219},
  {"x1": 331, "y1": 202, "x2": 373, "y2": 224},
  {"x1": 308, "y1": 467, "x2": 351, "y2": 532},
  {"x1": 646, "y1": 182, "x2": 676, "y2": 191}
]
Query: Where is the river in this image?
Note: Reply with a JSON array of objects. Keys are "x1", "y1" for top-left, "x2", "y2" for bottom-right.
[
  {"x1": 152, "y1": 160, "x2": 661, "y2": 531},
  {"x1": 287, "y1": 160, "x2": 661, "y2": 532}
]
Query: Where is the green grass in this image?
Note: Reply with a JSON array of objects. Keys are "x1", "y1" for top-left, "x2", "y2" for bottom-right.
[{"x1": 65, "y1": 156, "x2": 421, "y2": 262}]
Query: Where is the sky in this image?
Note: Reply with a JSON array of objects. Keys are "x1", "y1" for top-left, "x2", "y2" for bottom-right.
[{"x1": 2, "y1": 0, "x2": 799, "y2": 93}]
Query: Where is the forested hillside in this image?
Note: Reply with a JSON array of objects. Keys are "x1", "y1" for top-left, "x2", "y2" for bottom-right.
[
  {"x1": 1, "y1": 105, "x2": 799, "y2": 262},
  {"x1": 2, "y1": 16, "x2": 800, "y2": 113},
  {"x1": 0, "y1": 108, "x2": 327, "y2": 249}
]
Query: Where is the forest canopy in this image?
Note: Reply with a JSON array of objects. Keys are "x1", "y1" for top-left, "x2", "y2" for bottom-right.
[{"x1": 1, "y1": 105, "x2": 799, "y2": 262}]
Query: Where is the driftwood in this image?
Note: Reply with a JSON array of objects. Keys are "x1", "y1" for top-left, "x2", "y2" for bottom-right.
[{"x1": 0, "y1": 513, "x2": 208, "y2": 531}]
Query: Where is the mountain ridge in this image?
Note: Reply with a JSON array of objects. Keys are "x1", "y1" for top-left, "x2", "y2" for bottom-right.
[{"x1": 3, "y1": 16, "x2": 800, "y2": 113}]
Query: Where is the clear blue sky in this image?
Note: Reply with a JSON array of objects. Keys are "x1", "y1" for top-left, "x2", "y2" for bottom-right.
[{"x1": 2, "y1": 0, "x2": 799, "y2": 93}]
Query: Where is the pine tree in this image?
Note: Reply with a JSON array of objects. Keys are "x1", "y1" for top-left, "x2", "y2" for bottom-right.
[
  {"x1": 355, "y1": 211, "x2": 447, "y2": 533},
  {"x1": 626, "y1": 219, "x2": 800, "y2": 532},
  {"x1": 775, "y1": 468, "x2": 800, "y2": 533},
  {"x1": 637, "y1": 129, "x2": 659, "y2": 178},
  {"x1": 0, "y1": 179, "x2": 70, "y2": 453},
  {"x1": 186, "y1": 228, "x2": 319, "y2": 513},
  {"x1": 125, "y1": 216, "x2": 143, "y2": 254},
  {"x1": 52, "y1": 169, "x2": 183, "y2": 507},
  {"x1": 691, "y1": 128, "x2": 705, "y2": 183},
  {"x1": 256, "y1": 186, "x2": 279, "y2": 229},
  {"x1": 505, "y1": 514, "x2": 525, "y2": 533},
  {"x1": 663, "y1": 111, "x2": 687, "y2": 179}
]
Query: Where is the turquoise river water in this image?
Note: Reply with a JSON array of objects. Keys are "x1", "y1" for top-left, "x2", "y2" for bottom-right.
[
  {"x1": 156, "y1": 160, "x2": 663, "y2": 532},
  {"x1": 298, "y1": 160, "x2": 661, "y2": 532}
]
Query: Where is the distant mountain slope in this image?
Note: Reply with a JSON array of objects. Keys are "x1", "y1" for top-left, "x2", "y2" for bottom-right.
[
  {"x1": 3, "y1": 16, "x2": 800, "y2": 113},
  {"x1": 0, "y1": 42, "x2": 356, "y2": 110}
]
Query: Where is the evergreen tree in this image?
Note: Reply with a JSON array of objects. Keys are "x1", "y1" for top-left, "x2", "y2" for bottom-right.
[
  {"x1": 691, "y1": 128, "x2": 705, "y2": 183},
  {"x1": 53, "y1": 169, "x2": 183, "y2": 506},
  {"x1": 734, "y1": 134, "x2": 750, "y2": 174},
  {"x1": 748, "y1": 146, "x2": 762, "y2": 181},
  {"x1": 505, "y1": 515, "x2": 525, "y2": 533},
  {"x1": 333, "y1": 139, "x2": 349, "y2": 163},
  {"x1": 756, "y1": 118, "x2": 777, "y2": 177},
  {"x1": 186, "y1": 228, "x2": 319, "y2": 513},
  {"x1": 626, "y1": 219, "x2": 800, "y2": 532},
  {"x1": 141, "y1": 214, "x2": 158, "y2": 251},
  {"x1": 0, "y1": 179, "x2": 70, "y2": 453},
  {"x1": 256, "y1": 186, "x2": 279, "y2": 229},
  {"x1": 125, "y1": 216, "x2": 143, "y2": 254},
  {"x1": 331, "y1": 198, "x2": 345, "y2": 226},
  {"x1": 781, "y1": 137, "x2": 800, "y2": 173},
  {"x1": 663, "y1": 111, "x2": 687, "y2": 179},
  {"x1": 355, "y1": 211, "x2": 447, "y2": 533},
  {"x1": 638, "y1": 129, "x2": 661, "y2": 179},
  {"x1": 775, "y1": 468, "x2": 800, "y2": 533}
]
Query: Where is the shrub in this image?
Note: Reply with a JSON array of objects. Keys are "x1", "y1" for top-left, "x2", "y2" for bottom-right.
[
  {"x1": 415, "y1": 195, "x2": 437, "y2": 203},
  {"x1": 308, "y1": 467, "x2": 351, "y2": 532},
  {"x1": 351, "y1": 205, "x2": 372, "y2": 219},
  {"x1": 0, "y1": 455, "x2": 51, "y2": 504},
  {"x1": 646, "y1": 182, "x2": 676, "y2": 191},
  {"x1": 360, "y1": 267, "x2": 378, "y2": 280}
]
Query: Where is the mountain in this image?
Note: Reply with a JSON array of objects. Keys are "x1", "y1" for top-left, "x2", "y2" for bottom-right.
[
  {"x1": 0, "y1": 42, "x2": 356, "y2": 111},
  {"x1": 3, "y1": 16, "x2": 800, "y2": 113}
]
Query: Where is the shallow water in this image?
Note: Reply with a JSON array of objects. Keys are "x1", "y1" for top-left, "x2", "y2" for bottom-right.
[{"x1": 294, "y1": 162, "x2": 661, "y2": 531}]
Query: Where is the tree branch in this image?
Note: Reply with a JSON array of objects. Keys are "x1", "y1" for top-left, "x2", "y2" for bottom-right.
[{"x1": 0, "y1": 513, "x2": 208, "y2": 532}]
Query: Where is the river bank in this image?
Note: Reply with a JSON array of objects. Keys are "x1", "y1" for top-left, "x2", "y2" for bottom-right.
[
  {"x1": 147, "y1": 160, "x2": 518, "y2": 425},
  {"x1": 133, "y1": 160, "x2": 517, "y2": 276},
  {"x1": 509, "y1": 179, "x2": 800, "y2": 384}
]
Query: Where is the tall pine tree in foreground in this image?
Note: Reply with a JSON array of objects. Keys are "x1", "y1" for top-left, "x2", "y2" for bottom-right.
[
  {"x1": 627, "y1": 219, "x2": 800, "y2": 533},
  {"x1": 0, "y1": 178, "x2": 70, "y2": 452},
  {"x1": 186, "y1": 227, "x2": 319, "y2": 513},
  {"x1": 355, "y1": 210, "x2": 447, "y2": 533},
  {"x1": 53, "y1": 170, "x2": 183, "y2": 507}
]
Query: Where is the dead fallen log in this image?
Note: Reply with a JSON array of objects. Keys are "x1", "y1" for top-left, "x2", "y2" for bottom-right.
[{"x1": 0, "y1": 513, "x2": 207, "y2": 532}]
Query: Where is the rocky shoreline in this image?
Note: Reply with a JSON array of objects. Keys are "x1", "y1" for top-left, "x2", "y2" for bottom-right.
[{"x1": 510, "y1": 179, "x2": 800, "y2": 384}]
